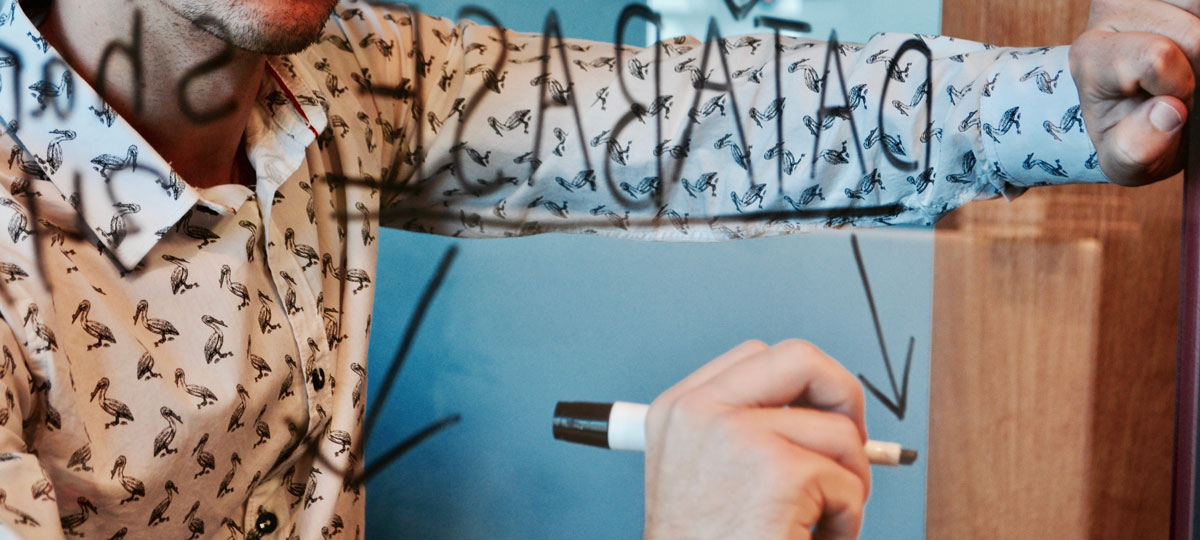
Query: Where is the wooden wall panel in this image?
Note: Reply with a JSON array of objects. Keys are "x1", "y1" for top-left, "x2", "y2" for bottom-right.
[
  {"x1": 929, "y1": 235, "x2": 1102, "y2": 539},
  {"x1": 928, "y1": 0, "x2": 1181, "y2": 538},
  {"x1": 942, "y1": 0, "x2": 1091, "y2": 48}
]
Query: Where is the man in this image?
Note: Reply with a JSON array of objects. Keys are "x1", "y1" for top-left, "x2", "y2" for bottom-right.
[{"x1": 0, "y1": 0, "x2": 1188, "y2": 537}]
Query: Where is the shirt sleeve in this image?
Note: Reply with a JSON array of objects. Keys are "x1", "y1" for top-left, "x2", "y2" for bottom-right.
[
  {"x1": 0, "y1": 319, "x2": 65, "y2": 540},
  {"x1": 337, "y1": 6, "x2": 1106, "y2": 239}
]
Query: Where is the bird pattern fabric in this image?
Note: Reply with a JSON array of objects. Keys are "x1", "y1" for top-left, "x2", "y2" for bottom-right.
[{"x1": 0, "y1": 0, "x2": 1101, "y2": 538}]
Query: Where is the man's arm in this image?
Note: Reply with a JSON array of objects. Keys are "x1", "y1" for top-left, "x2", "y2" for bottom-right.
[
  {"x1": 330, "y1": 6, "x2": 1105, "y2": 237},
  {"x1": 0, "y1": 321, "x2": 66, "y2": 540}
]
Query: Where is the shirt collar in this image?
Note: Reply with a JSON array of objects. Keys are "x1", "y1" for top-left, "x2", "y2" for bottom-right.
[
  {"x1": 247, "y1": 54, "x2": 329, "y2": 224},
  {"x1": 0, "y1": 0, "x2": 328, "y2": 270}
]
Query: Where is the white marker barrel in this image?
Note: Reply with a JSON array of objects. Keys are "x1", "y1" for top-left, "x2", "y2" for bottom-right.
[{"x1": 607, "y1": 401, "x2": 648, "y2": 451}]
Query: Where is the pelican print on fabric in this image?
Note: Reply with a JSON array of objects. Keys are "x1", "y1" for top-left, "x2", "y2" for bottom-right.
[{"x1": 0, "y1": 0, "x2": 1102, "y2": 537}]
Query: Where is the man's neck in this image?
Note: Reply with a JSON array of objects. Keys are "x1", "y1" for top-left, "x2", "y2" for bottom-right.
[{"x1": 37, "y1": 0, "x2": 267, "y2": 189}]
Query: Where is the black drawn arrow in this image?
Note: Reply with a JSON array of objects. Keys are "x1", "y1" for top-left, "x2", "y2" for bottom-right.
[
  {"x1": 850, "y1": 234, "x2": 913, "y2": 420},
  {"x1": 723, "y1": 0, "x2": 763, "y2": 20},
  {"x1": 338, "y1": 244, "x2": 462, "y2": 489}
]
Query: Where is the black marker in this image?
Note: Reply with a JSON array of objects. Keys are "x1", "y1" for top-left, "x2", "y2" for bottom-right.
[{"x1": 553, "y1": 401, "x2": 918, "y2": 466}]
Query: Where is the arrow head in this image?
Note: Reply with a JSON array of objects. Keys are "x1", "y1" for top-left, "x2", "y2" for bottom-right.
[
  {"x1": 858, "y1": 336, "x2": 914, "y2": 421},
  {"x1": 723, "y1": 0, "x2": 763, "y2": 20}
]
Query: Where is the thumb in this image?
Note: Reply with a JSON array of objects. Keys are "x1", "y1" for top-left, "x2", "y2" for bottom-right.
[{"x1": 1099, "y1": 95, "x2": 1186, "y2": 186}]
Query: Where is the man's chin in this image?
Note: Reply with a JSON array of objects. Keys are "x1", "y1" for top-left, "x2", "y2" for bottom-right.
[
  {"x1": 230, "y1": 25, "x2": 329, "y2": 56},
  {"x1": 185, "y1": 0, "x2": 338, "y2": 55}
]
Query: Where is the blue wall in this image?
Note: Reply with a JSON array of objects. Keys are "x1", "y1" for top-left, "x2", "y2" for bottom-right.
[
  {"x1": 365, "y1": 230, "x2": 934, "y2": 539},
  {"x1": 398, "y1": 0, "x2": 643, "y2": 40}
]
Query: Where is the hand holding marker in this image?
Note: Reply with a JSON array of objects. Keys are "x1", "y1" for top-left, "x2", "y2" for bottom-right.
[{"x1": 553, "y1": 401, "x2": 918, "y2": 466}]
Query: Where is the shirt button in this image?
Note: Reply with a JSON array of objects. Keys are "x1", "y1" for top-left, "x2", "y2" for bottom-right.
[
  {"x1": 312, "y1": 368, "x2": 326, "y2": 391},
  {"x1": 255, "y1": 511, "x2": 278, "y2": 534}
]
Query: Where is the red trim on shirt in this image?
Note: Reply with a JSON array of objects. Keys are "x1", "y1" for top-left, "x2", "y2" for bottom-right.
[{"x1": 265, "y1": 61, "x2": 321, "y2": 139}]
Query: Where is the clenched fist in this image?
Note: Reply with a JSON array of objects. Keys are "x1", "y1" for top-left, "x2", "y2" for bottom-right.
[{"x1": 1072, "y1": 0, "x2": 1200, "y2": 185}]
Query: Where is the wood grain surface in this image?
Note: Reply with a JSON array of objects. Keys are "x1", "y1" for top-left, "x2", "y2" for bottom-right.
[{"x1": 929, "y1": 0, "x2": 1182, "y2": 538}]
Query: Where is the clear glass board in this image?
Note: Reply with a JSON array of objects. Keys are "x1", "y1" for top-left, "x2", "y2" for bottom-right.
[{"x1": 365, "y1": 0, "x2": 941, "y2": 538}]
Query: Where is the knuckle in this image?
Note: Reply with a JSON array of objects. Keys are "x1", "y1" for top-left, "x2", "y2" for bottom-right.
[
  {"x1": 847, "y1": 379, "x2": 866, "y2": 412},
  {"x1": 1068, "y1": 40, "x2": 1093, "y2": 85},
  {"x1": 775, "y1": 338, "x2": 823, "y2": 360},
  {"x1": 1140, "y1": 35, "x2": 1178, "y2": 76},
  {"x1": 1068, "y1": 37, "x2": 1086, "y2": 70},
  {"x1": 821, "y1": 376, "x2": 860, "y2": 409},
  {"x1": 843, "y1": 484, "x2": 867, "y2": 521},
  {"x1": 1072, "y1": 30, "x2": 1102, "y2": 56},
  {"x1": 829, "y1": 414, "x2": 862, "y2": 447},
  {"x1": 1071, "y1": 30, "x2": 1116, "y2": 79},
  {"x1": 824, "y1": 363, "x2": 864, "y2": 405},
  {"x1": 738, "y1": 339, "x2": 769, "y2": 354},
  {"x1": 850, "y1": 477, "x2": 868, "y2": 506},
  {"x1": 667, "y1": 393, "x2": 716, "y2": 428}
]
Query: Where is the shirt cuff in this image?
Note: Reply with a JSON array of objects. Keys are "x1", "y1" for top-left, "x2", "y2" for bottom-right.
[{"x1": 980, "y1": 45, "x2": 1111, "y2": 191}]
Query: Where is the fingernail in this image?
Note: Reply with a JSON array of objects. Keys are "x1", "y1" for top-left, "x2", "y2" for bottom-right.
[{"x1": 1150, "y1": 101, "x2": 1183, "y2": 133}]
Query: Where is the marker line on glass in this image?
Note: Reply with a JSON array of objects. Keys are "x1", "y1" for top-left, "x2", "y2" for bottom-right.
[{"x1": 553, "y1": 401, "x2": 918, "y2": 466}]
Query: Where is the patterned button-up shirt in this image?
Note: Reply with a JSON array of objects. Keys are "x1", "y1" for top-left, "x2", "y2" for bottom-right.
[{"x1": 0, "y1": 0, "x2": 1101, "y2": 537}]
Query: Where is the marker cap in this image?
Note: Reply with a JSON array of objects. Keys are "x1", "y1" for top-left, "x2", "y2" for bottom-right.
[{"x1": 553, "y1": 401, "x2": 614, "y2": 449}]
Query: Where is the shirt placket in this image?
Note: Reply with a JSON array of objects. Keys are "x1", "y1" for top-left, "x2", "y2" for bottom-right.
[
  {"x1": 265, "y1": 214, "x2": 332, "y2": 425},
  {"x1": 228, "y1": 175, "x2": 331, "y2": 539}
]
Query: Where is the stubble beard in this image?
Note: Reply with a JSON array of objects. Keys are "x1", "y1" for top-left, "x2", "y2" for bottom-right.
[{"x1": 167, "y1": 0, "x2": 340, "y2": 55}]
